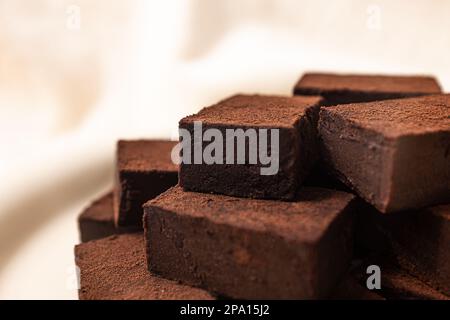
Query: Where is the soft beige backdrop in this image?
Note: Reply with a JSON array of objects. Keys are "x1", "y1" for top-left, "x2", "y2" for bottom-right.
[{"x1": 0, "y1": 0, "x2": 449, "y2": 299}]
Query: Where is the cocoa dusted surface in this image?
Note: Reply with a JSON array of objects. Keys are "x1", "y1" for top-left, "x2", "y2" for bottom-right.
[
  {"x1": 295, "y1": 73, "x2": 441, "y2": 94},
  {"x1": 75, "y1": 233, "x2": 215, "y2": 300},
  {"x1": 114, "y1": 140, "x2": 178, "y2": 227},
  {"x1": 294, "y1": 73, "x2": 441, "y2": 105},
  {"x1": 322, "y1": 94, "x2": 450, "y2": 137},
  {"x1": 179, "y1": 94, "x2": 324, "y2": 200},
  {"x1": 180, "y1": 94, "x2": 324, "y2": 128},
  {"x1": 318, "y1": 95, "x2": 450, "y2": 213},
  {"x1": 146, "y1": 185, "x2": 354, "y2": 242},
  {"x1": 117, "y1": 140, "x2": 178, "y2": 173},
  {"x1": 144, "y1": 186, "x2": 355, "y2": 299}
]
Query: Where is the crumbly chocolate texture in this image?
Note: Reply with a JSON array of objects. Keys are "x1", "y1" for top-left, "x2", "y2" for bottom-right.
[
  {"x1": 179, "y1": 94, "x2": 323, "y2": 200},
  {"x1": 78, "y1": 191, "x2": 138, "y2": 242},
  {"x1": 350, "y1": 256, "x2": 449, "y2": 300},
  {"x1": 144, "y1": 186, "x2": 355, "y2": 299},
  {"x1": 319, "y1": 94, "x2": 450, "y2": 213},
  {"x1": 75, "y1": 233, "x2": 215, "y2": 300},
  {"x1": 361, "y1": 204, "x2": 450, "y2": 296},
  {"x1": 114, "y1": 140, "x2": 178, "y2": 227},
  {"x1": 294, "y1": 73, "x2": 441, "y2": 106}
]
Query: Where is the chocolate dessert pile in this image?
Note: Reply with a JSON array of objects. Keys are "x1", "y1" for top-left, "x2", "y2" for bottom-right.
[{"x1": 74, "y1": 72, "x2": 449, "y2": 300}]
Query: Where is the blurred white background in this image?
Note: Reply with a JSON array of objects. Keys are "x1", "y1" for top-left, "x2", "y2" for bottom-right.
[{"x1": 0, "y1": 0, "x2": 449, "y2": 299}]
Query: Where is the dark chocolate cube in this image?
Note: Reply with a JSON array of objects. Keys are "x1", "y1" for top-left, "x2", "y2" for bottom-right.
[
  {"x1": 319, "y1": 94, "x2": 450, "y2": 213},
  {"x1": 294, "y1": 73, "x2": 441, "y2": 106},
  {"x1": 78, "y1": 192, "x2": 116, "y2": 242},
  {"x1": 144, "y1": 186, "x2": 355, "y2": 299},
  {"x1": 179, "y1": 94, "x2": 323, "y2": 200},
  {"x1": 114, "y1": 140, "x2": 178, "y2": 227},
  {"x1": 78, "y1": 191, "x2": 139, "y2": 243}
]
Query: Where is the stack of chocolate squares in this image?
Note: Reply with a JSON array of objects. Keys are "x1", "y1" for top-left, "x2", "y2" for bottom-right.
[{"x1": 75, "y1": 73, "x2": 450, "y2": 300}]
